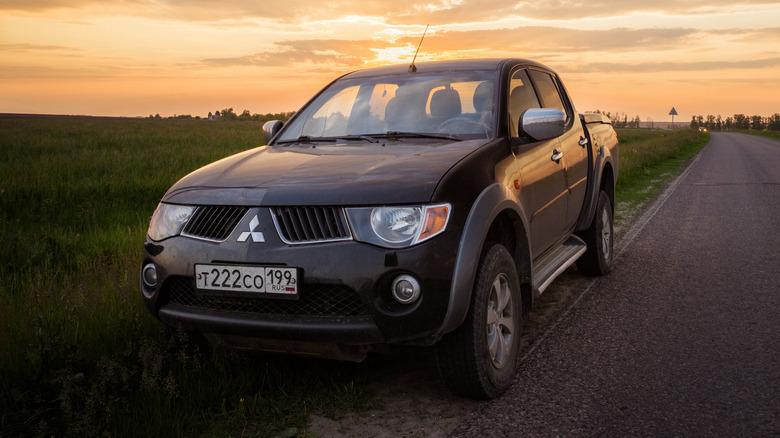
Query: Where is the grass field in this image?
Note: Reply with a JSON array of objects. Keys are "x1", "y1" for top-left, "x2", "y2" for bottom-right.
[
  {"x1": 736, "y1": 129, "x2": 780, "y2": 141},
  {"x1": 1, "y1": 118, "x2": 708, "y2": 436}
]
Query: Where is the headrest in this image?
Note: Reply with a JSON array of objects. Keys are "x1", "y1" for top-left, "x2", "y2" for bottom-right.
[
  {"x1": 473, "y1": 82, "x2": 493, "y2": 112},
  {"x1": 509, "y1": 85, "x2": 540, "y2": 116},
  {"x1": 430, "y1": 88, "x2": 461, "y2": 119}
]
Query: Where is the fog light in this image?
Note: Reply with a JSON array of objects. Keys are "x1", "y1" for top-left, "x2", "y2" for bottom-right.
[
  {"x1": 391, "y1": 275, "x2": 420, "y2": 304},
  {"x1": 142, "y1": 263, "x2": 158, "y2": 288}
]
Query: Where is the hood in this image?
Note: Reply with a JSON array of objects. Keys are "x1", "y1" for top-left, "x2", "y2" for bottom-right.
[{"x1": 163, "y1": 140, "x2": 486, "y2": 206}]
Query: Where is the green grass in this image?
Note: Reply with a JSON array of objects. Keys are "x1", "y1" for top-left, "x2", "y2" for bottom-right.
[
  {"x1": 612, "y1": 128, "x2": 710, "y2": 228},
  {"x1": 1, "y1": 118, "x2": 368, "y2": 437},
  {"x1": 734, "y1": 129, "x2": 780, "y2": 141},
  {"x1": 1, "y1": 119, "x2": 709, "y2": 436}
]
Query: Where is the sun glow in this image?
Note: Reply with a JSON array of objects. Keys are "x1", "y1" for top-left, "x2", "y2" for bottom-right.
[
  {"x1": 370, "y1": 45, "x2": 419, "y2": 65},
  {"x1": 1, "y1": 1, "x2": 778, "y2": 120}
]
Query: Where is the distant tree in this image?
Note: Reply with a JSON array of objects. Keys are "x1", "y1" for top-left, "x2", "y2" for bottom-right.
[
  {"x1": 690, "y1": 115, "x2": 699, "y2": 130},
  {"x1": 768, "y1": 113, "x2": 780, "y2": 131},
  {"x1": 208, "y1": 111, "x2": 213, "y2": 119},
  {"x1": 725, "y1": 117, "x2": 734, "y2": 131},
  {"x1": 716, "y1": 115, "x2": 722, "y2": 131},
  {"x1": 705, "y1": 115, "x2": 716, "y2": 131},
  {"x1": 238, "y1": 109, "x2": 252, "y2": 120},
  {"x1": 220, "y1": 108, "x2": 237, "y2": 120},
  {"x1": 733, "y1": 114, "x2": 749, "y2": 130},
  {"x1": 750, "y1": 115, "x2": 765, "y2": 130}
]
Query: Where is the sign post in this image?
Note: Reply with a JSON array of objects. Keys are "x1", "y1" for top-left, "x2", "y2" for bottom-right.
[{"x1": 669, "y1": 107, "x2": 678, "y2": 129}]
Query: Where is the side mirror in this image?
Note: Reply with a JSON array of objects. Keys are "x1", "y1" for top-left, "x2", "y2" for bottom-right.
[
  {"x1": 263, "y1": 120, "x2": 284, "y2": 144},
  {"x1": 519, "y1": 108, "x2": 565, "y2": 141}
]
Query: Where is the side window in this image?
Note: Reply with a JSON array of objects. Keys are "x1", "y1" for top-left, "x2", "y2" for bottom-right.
[
  {"x1": 529, "y1": 70, "x2": 567, "y2": 117},
  {"x1": 508, "y1": 69, "x2": 540, "y2": 137}
]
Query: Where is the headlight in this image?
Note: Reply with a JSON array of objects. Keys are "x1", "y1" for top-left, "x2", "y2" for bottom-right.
[
  {"x1": 147, "y1": 203, "x2": 196, "y2": 241},
  {"x1": 347, "y1": 204, "x2": 451, "y2": 248},
  {"x1": 371, "y1": 207, "x2": 421, "y2": 244}
]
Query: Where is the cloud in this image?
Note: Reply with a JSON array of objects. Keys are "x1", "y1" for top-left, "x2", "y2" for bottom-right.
[
  {"x1": 0, "y1": 0, "x2": 80, "y2": 11},
  {"x1": 577, "y1": 57, "x2": 780, "y2": 73},
  {"x1": 4, "y1": 0, "x2": 778, "y2": 24},
  {"x1": 196, "y1": 24, "x2": 777, "y2": 73},
  {"x1": 503, "y1": 0, "x2": 780, "y2": 21},
  {"x1": 0, "y1": 43, "x2": 82, "y2": 52},
  {"x1": 405, "y1": 26, "x2": 698, "y2": 54},
  {"x1": 200, "y1": 39, "x2": 381, "y2": 68},
  {"x1": 709, "y1": 26, "x2": 780, "y2": 43}
]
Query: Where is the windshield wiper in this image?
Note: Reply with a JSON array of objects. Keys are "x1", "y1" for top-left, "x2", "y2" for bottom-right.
[
  {"x1": 276, "y1": 135, "x2": 338, "y2": 145},
  {"x1": 375, "y1": 131, "x2": 460, "y2": 142},
  {"x1": 276, "y1": 135, "x2": 379, "y2": 145},
  {"x1": 331, "y1": 135, "x2": 380, "y2": 143}
]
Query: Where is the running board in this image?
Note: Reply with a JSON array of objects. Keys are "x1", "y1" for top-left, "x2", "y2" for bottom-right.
[{"x1": 532, "y1": 235, "x2": 587, "y2": 297}]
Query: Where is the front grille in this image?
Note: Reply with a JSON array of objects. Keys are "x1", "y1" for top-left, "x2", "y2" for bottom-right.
[
  {"x1": 182, "y1": 206, "x2": 248, "y2": 241},
  {"x1": 166, "y1": 277, "x2": 369, "y2": 318},
  {"x1": 271, "y1": 207, "x2": 352, "y2": 244}
]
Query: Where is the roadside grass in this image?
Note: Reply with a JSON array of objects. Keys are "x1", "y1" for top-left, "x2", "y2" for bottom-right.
[
  {"x1": 612, "y1": 128, "x2": 710, "y2": 231},
  {"x1": 1, "y1": 119, "x2": 708, "y2": 436},
  {"x1": 734, "y1": 129, "x2": 780, "y2": 141},
  {"x1": 0, "y1": 118, "x2": 369, "y2": 437}
]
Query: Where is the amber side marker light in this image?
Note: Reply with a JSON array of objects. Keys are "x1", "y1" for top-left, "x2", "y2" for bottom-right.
[{"x1": 417, "y1": 204, "x2": 450, "y2": 242}]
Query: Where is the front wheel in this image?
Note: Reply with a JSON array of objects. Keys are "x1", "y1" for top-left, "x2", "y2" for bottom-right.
[
  {"x1": 576, "y1": 190, "x2": 613, "y2": 276},
  {"x1": 436, "y1": 243, "x2": 522, "y2": 399}
]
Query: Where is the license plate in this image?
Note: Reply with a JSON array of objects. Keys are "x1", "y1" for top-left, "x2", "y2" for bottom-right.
[{"x1": 195, "y1": 264, "x2": 298, "y2": 296}]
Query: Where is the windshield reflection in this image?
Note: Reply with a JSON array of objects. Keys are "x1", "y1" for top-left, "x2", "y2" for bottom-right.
[{"x1": 276, "y1": 71, "x2": 497, "y2": 143}]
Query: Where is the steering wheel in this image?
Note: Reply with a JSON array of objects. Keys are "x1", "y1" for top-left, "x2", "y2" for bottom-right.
[{"x1": 438, "y1": 117, "x2": 491, "y2": 136}]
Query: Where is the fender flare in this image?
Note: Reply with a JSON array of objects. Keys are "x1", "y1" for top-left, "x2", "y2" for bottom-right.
[
  {"x1": 438, "y1": 183, "x2": 532, "y2": 335},
  {"x1": 575, "y1": 151, "x2": 616, "y2": 231}
]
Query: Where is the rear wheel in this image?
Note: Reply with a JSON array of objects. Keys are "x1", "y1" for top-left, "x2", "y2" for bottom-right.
[
  {"x1": 576, "y1": 190, "x2": 613, "y2": 276},
  {"x1": 436, "y1": 243, "x2": 522, "y2": 399}
]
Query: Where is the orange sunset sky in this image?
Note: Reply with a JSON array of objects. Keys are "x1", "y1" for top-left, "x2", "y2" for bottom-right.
[{"x1": 2, "y1": 1, "x2": 779, "y2": 123}]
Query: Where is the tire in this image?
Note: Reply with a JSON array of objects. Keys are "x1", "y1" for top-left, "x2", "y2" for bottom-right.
[
  {"x1": 576, "y1": 190, "x2": 613, "y2": 276},
  {"x1": 436, "y1": 243, "x2": 522, "y2": 399}
]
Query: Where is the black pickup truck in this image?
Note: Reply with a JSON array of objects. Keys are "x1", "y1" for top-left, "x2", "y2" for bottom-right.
[{"x1": 139, "y1": 58, "x2": 619, "y2": 399}]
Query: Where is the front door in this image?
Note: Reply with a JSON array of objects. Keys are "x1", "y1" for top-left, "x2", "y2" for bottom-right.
[{"x1": 509, "y1": 68, "x2": 569, "y2": 260}]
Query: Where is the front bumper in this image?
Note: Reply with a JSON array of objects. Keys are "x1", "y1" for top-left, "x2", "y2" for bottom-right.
[{"x1": 140, "y1": 207, "x2": 460, "y2": 346}]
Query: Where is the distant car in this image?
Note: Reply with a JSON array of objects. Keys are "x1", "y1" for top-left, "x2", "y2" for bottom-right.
[
  {"x1": 140, "y1": 58, "x2": 619, "y2": 399},
  {"x1": 698, "y1": 127, "x2": 708, "y2": 132}
]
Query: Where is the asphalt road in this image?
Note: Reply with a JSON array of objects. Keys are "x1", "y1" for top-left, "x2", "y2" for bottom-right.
[{"x1": 451, "y1": 132, "x2": 780, "y2": 436}]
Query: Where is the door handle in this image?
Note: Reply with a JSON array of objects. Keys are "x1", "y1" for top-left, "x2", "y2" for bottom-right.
[
  {"x1": 578, "y1": 136, "x2": 588, "y2": 147},
  {"x1": 551, "y1": 149, "x2": 563, "y2": 163}
]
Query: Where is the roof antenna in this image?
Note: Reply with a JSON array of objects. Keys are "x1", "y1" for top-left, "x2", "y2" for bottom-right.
[{"x1": 409, "y1": 24, "x2": 429, "y2": 73}]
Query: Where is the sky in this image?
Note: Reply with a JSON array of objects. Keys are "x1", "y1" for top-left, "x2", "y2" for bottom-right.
[{"x1": 1, "y1": 1, "x2": 779, "y2": 123}]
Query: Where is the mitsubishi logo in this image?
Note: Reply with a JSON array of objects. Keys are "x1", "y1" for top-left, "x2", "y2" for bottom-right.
[{"x1": 237, "y1": 215, "x2": 265, "y2": 243}]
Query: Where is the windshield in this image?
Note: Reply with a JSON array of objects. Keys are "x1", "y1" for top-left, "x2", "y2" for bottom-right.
[{"x1": 276, "y1": 70, "x2": 497, "y2": 143}]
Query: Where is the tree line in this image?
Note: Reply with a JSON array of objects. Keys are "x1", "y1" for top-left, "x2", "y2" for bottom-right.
[
  {"x1": 690, "y1": 113, "x2": 780, "y2": 131},
  {"x1": 591, "y1": 111, "x2": 642, "y2": 128},
  {"x1": 147, "y1": 108, "x2": 296, "y2": 123}
]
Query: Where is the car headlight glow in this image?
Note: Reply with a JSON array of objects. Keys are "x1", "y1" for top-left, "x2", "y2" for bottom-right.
[
  {"x1": 147, "y1": 203, "x2": 196, "y2": 241},
  {"x1": 347, "y1": 204, "x2": 451, "y2": 248}
]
